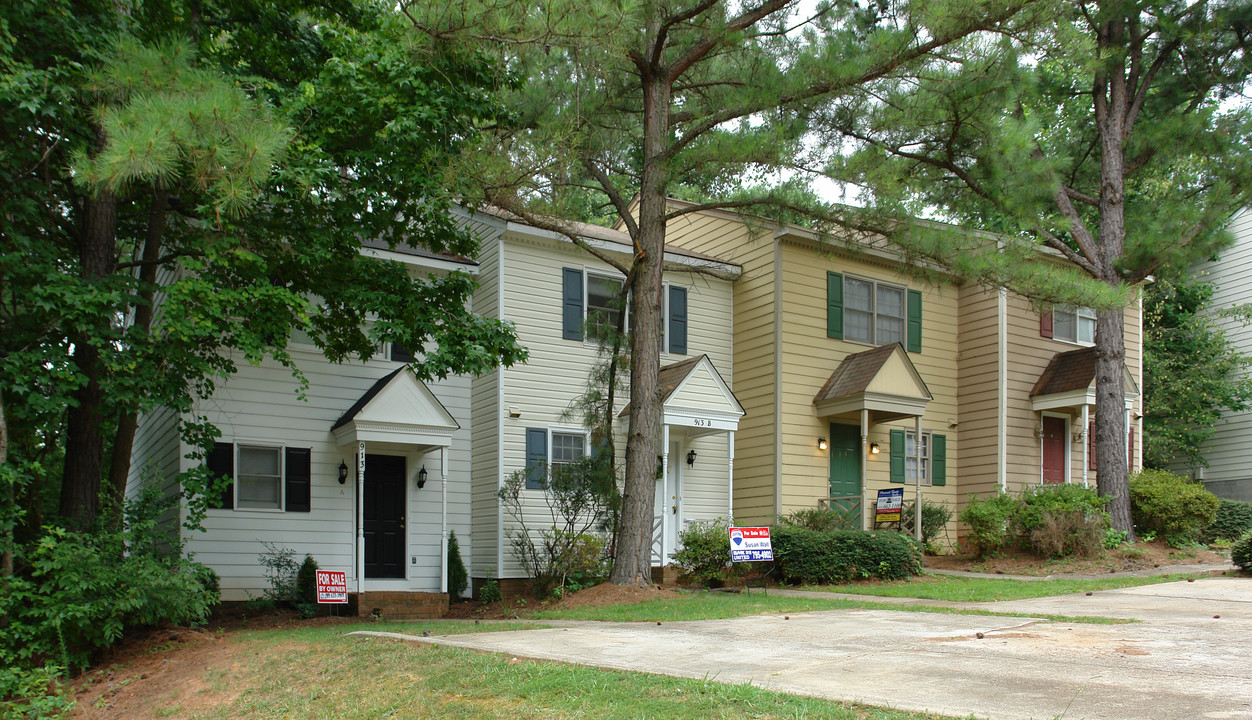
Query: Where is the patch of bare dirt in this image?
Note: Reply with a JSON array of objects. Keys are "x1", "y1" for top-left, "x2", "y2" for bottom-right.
[{"x1": 924, "y1": 540, "x2": 1230, "y2": 576}]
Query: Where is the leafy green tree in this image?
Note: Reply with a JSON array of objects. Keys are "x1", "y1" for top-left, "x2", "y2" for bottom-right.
[
  {"x1": 408, "y1": 0, "x2": 1043, "y2": 586},
  {"x1": 0, "y1": 0, "x2": 525, "y2": 542},
  {"x1": 1143, "y1": 276, "x2": 1252, "y2": 470},
  {"x1": 812, "y1": 0, "x2": 1252, "y2": 535}
]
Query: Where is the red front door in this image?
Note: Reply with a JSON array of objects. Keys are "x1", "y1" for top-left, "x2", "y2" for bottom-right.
[{"x1": 1041, "y1": 416, "x2": 1066, "y2": 484}]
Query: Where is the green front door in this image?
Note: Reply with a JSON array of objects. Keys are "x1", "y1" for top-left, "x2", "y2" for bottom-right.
[{"x1": 828, "y1": 424, "x2": 862, "y2": 526}]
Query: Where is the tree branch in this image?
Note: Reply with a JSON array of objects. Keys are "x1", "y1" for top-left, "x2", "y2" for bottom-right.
[{"x1": 583, "y1": 157, "x2": 640, "y2": 240}]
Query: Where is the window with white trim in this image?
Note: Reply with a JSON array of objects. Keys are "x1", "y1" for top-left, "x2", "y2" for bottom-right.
[
  {"x1": 236, "y1": 445, "x2": 283, "y2": 509},
  {"x1": 586, "y1": 273, "x2": 625, "y2": 337},
  {"x1": 905, "y1": 430, "x2": 931, "y2": 486},
  {"x1": 551, "y1": 431, "x2": 586, "y2": 471},
  {"x1": 1054, "y1": 306, "x2": 1096, "y2": 345},
  {"x1": 845, "y1": 277, "x2": 906, "y2": 346}
]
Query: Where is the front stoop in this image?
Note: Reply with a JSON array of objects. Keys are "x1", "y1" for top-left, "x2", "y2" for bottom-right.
[{"x1": 353, "y1": 591, "x2": 448, "y2": 620}]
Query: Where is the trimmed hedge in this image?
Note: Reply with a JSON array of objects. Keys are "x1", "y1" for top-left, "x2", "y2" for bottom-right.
[
  {"x1": 1202, "y1": 499, "x2": 1252, "y2": 543},
  {"x1": 1232, "y1": 530, "x2": 1252, "y2": 572},
  {"x1": 1129, "y1": 469, "x2": 1220, "y2": 543},
  {"x1": 772, "y1": 526, "x2": 923, "y2": 585}
]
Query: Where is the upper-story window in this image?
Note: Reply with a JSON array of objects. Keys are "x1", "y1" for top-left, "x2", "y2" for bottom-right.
[
  {"x1": 845, "y1": 277, "x2": 906, "y2": 346},
  {"x1": 1053, "y1": 306, "x2": 1095, "y2": 345},
  {"x1": 563, "y1": 267, "x2": 687, "y2": 354}
]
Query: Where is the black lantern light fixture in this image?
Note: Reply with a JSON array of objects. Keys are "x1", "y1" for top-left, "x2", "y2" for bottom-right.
[
  {"x1": 417, "y1": 465, "x2": 428, "y2": 489},
  {"x1": 869, "y1": 442, "x2": 880, "y2": 455},
  {"x1": 337, "y1": 460, "x2": 349, "y2": 485},
  {"x1": 686, "y1": 449, "x2": 696, "y2": 467},
  {"x1": 818, "y1": 437, "x2": 828, "y2": 451}
]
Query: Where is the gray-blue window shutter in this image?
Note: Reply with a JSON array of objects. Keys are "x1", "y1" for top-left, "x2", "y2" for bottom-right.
[
  {"x1": 669, "y1": 285, "x2": 688, "y2": 354},
  {"x1": 562, "y1": 268, "x2": 583, "y2": 340},
  {"x1": 525, "y1": 428, "x2": 547, "y2": 489},
  {"x1": 207, "y1": 442, "x2": 234, "y2": 509}
]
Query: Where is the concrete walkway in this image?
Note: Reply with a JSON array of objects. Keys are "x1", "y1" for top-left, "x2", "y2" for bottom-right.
[{"x1": 356, "y1": 573, "x2": 1252, "y2": 720}]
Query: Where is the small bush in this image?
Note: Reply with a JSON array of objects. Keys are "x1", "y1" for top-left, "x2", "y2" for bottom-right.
[
  {"x1": 0, "y1": 664, "x2": 73, "y2": 720},
  {"x1": 296, "y1": 555, "x2": 318, "y2": 605},
  {"x1": 1202, "y1": 499, "x2": 1252, "y2": 543},
  {"x1": 1027, "y1": 509, "x2": 1105, "y2": 558},
  {"x1": 671, "y1": 518, "x2": 733, "y2": 587},
  {"x1": 781, "y1": 507, "x2": 856, "y2": 533},
  {"x1": 447, "y1": 531, "x2": 469, "y2": 599},
  {"x1": 1013, "y1": 484, "x2": 1108, "y2": 533},
  {"x1": 772, "y1": 527, "x2": 923, "y2": 585},
  {"x1": 921, "y1": 500, "x2": 953, "y2": 547},
  {"x1": 1232, "y1": 531, "x2": 1252, "y2": 572},
  {"x1": 478, "y1": 577, "x2": 502, "y2": 604},
  {"x1": 258, "y1": 542, "x2": 300, "y2": 607},
  {"x1": 1129, "y1": 469, "x2": 1220, "y2": 543},
  {"x1": 959, "y1": 492, "x2": 1016, "y2": 556}
]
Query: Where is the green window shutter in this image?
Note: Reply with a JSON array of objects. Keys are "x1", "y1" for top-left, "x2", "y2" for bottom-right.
[
  {"x1": 889, "y1": 429, "x2": 905, "y2": 483},
  {"x1": 932, "y1": 434, "x2": 946, "y2": 486},
  {"x1": 668, "y1": 285, "x2": 687, "y2": 355},
  {"x1": 525, "y1": 428, "x2": 548, "y2": 489},
  {"x1": 907, "y1": 289, "x2": 922, "y2": 353},
  {"x1": 207, "y1": 442, "x2": 234, "y2": 509},
  {"x1": 827, "y1": 272, "x2": 843, "y2": 339},
  {"x1": 562, "y1": 268, "x2": 584, "y2": 341},
  {"x1": 284, "y1": 447, "x2": 312, "y2": 512}
]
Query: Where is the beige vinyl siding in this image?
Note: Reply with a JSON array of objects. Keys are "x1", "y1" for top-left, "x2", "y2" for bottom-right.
[
  {"x1": 183, "y1": 348, "x2": 473, "y2": 601},
  {"x1": 957, "y1": 285, "x2": 1004, "y2": 505},
  {"x1": 494, "y1": 232, "x2": 736, "y2": 577},
  {"x1": 666, "y1": 212, "x2": 777, "y2": 525},
  {"x1": 1183, "y1": 209, "x2": 1252, "y2": 491},
  {"x1": 470, "y1": 232, "x2": 503, "y2": 577}
]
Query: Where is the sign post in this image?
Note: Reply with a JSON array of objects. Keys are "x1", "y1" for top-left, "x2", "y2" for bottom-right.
[{"x1": 874, "y1": 488, "x2": 904, "y2": 531}]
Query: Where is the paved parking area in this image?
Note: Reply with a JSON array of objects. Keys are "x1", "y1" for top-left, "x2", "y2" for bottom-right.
[{"x1": 365, "y1": 577, "x2": 1252, "y2": 720}]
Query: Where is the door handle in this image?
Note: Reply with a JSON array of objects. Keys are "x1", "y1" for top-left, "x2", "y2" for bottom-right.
[{"x1": 671, "y1": 505, "x2": 677, "y2": 514}]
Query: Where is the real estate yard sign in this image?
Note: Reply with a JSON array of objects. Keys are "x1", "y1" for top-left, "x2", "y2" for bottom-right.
[
  {"x1": 876, "y1": 488, "x2": 904, "y2": 523},
  {"x1": 729, "y1": 527, "x2": 773, "y2": 562},
  {"x1": 316, "y1": 570, "x2": 348, "y2": 604}
]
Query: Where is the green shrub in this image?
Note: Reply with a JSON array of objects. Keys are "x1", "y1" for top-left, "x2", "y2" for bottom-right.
[
  {"x1": 921, "y1": 500, "x2": 953, "y2": 547},
  {"x1": 447, "y1": 531, "x2": 469, "y2": 599},
  {"x1": 1202, "y1": 499, "x2": 1252, "y2": 543},
  {"x1": 296, "y1": 554, "x2": 318, "y2": 605},
  {"x1": 959, "y1": 492, "x2": 1016, "y2": 556},
  {"x1": 1027, "y1": 509, "x2": 1105, "y2": 558},
  {"x1": 478, "y1": 577, "x2": 502, "y2": 604},
  {"x1": 258, "y1": 542, "x2": 300, "y2": 608},
  {"x1": 1013, "y1": 483, "x2": 1108, "y2": 533},
  {"x1": 781, "y1": 507, "x2": 856, "y2": 533},
  {"x1": 1232, "y1": 530, "x2": 1252, "y2": 572},
  {"x1": 671, "y1": 518, "x2": 734, "y2": 587},
  {"x1": 1129, "y1": 469, "x2": 1220, "y2": 543},
  {"x1": 772, "y1": 526, "x2": 923, "y2": 585},
  {"x1": 0, "y1": 664, "x2": 73, "y2": 720}
]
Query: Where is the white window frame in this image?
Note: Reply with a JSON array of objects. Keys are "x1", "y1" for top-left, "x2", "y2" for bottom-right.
[
  {"x1": 904, "y1": 430, "x2": 932, "y2": 487},
  {"x1": 547, "y1": 427, "x2": 590, "y2": 482},
  {"x1": 844, "y1": 275, "x2": 908, "y2": 347},
  {"x1": 1053, "y1": 306, "x2": 1096, "y2": 346},
  {"x1": 583, "y1": 270, "x2": 628, "y2": 345},
  {"x1": 234, "y1": 443, "x2": 285, "y2": 511}
]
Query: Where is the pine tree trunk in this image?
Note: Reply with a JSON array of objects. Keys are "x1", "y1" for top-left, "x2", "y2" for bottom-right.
[
  {"x1": 60, "y1": 183, "x2": 118, "y2": 530},
  {"x1": 108, "y1": 189, "x2": 168, "y2": 507},
  {"x1": 610, "y1": 66, "x2": 669, "y2": 588}
]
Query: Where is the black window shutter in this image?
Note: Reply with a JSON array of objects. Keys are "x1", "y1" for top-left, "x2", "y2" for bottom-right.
[
  {"x1": 907, "y1": 289, "x2": 922, "y2": 353},
  {"x1": 285, "y1": 447, "x2": 312, "y2": 512},
  {"x1": 932, "y1": 434, "x2": 946, "y2": 486},
  {"x1": 562, "y1": 268, "x2": 584, "y2": 340},
  {"x1": 207, "y1": 442, "x2": 234, "y2": 509},
  {"x1": 668, "y1": 285, "x2": 688, "y2": 355},
  {"x1": 390, "y1": 342, "x2": 415, "y2": 363},
  {"x1": 826, "y1": 272, "x2": 844, "y2": 339},
  {"x1": 525, "y1": 428, "x2": 548, "y2": 489}
]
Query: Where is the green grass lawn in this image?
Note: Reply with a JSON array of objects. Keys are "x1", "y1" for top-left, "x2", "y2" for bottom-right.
[
  {"x1": 166, "y1": 622, "x2": 968, "y2": 720},
  {"x1": 805, "y1": 572, "x2": 1195, "y2": 602}
]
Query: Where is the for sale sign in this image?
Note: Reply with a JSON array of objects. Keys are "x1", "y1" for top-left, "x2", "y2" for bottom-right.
[
  {"x1": 729, "y1": 527, "x2": 774, "y2": 562},
  {"x1": 315, "y1": 570, "x2": 348, "y2": 604},
  {"x1": 876, "y1": 488, "x2": 904, "y2": 522}
]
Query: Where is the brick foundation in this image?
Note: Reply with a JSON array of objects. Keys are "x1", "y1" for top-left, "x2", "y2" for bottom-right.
[{"x1": 353, "y1": 591, "x2": 448, "y2": 620}]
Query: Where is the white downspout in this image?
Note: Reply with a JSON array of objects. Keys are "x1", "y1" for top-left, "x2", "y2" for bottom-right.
[
  {"x1": 356, "y1": 442, "x2": 366, "y2": 594},
  {"x1": 661, "y1": 424, "x2": 670, "y2": 560},
  {"x1": 440, "y1": 446, "x2": 448, "y2": 595},
  {"x1": 1081, "y1": 404, "x2": 1090, "y2": 488},
  {"x1": 914, "y1": 416, "x2": 922, "y2": 541},
  {"x1": 860, "y1": 409, "x2": 869, "y2": 531},
  {"x1": 727, "y1": 430, "x2": 735, "y2": 520},
  {"x1": 997, "y1": 288, "x2": 1008, "y2": 491}
]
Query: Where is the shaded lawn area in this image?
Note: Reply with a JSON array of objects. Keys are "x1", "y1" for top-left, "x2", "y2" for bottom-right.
[
  {"x1": 804, "y1": 572, "x2": 1197, "y2": 602},
  {"x1": 137, "y1": 621, "x2": 969, "y2": 720}
]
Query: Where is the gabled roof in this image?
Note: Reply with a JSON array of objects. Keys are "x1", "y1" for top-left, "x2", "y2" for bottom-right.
[
  {"x1": 812, "y1": 343, "x2": 931, "y2": 422},
  {"x1": 331, "y1": 368, "x2": 460, "y2": 448},
  {"x1": 618, "y1": 355, "x2": 745, "y2": 435},
  {"x1": 1030, "y1": 346, "x2": 1139, "y2": 411}
]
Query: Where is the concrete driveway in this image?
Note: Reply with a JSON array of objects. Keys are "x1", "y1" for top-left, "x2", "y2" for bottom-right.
[{"x1": 365, "y1": 576, "x2": 1252, "y2": 720}]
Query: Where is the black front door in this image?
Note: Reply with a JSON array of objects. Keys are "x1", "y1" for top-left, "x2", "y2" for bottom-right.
[{"x1": 364, "y1": 454, "x2": 406, "y2": 579}]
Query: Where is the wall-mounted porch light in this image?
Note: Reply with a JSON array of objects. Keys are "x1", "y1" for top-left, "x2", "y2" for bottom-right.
[
  {"x1": 338, "y1": 460, "x2": 349, "y2": 485},
  {"x1": 686, "y1": 449, "x2": 697, "y2": 467},
  {"x1": 417, "y1": 465, "x2": 428, "y2": 489},
  {"x1": 818, "y1": 437, "x2": 828, "y2": 451},
  {"x1": 869, "y1": 442, "x2": 880, "y2": 455}
]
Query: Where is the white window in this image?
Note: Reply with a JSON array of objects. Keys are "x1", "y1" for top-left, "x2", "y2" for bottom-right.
[
  {"x1": 551, "y1": 431, "x2": 586, "y2": 471},
  {"x1": 586, "y1": 273, "x2": 625, "y2": 337},
  {"x1": 905, "y1": 431, "x2": 931, "y2": 486},
  {"x1": 845, "y1": 277, "x2": 906, "y2": 346},
  {"x1": 237, "y1": 444, "x2": 283, "y2": 509},
  {"x1": 1054, "y1": 306, "x2": 1096, "y2": 345}
]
